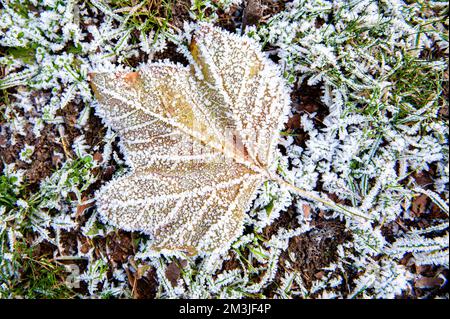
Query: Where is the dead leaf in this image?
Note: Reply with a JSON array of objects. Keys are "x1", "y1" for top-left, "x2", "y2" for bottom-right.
[
  {"x1": 165, "y1": 259, "x2": 188, "y2": 287},
  {"x1": 302, "y1": 204, "x2": 311, "y2": 219},
  {"x1": 76, "y1": 197, "x2": 95, "y2": 218},
  {"x1": 415, "y1": 275, "x2": 444, "y2": 288},
  {"x1": 90, "y1": 23, "x2": 291, "y2": 255},
  {"x1": 93, "y1": 152, "x2": 103, "y2": 163},
  {"x1": 90, "y1": 23, "x2": 368, "y2": 256},
  {"x1": 411, "y1": 194, "x2": 429, "y2": 216}
]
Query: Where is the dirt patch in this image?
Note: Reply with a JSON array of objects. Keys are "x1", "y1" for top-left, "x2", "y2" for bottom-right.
[
  {"x1": 0, "y1": 118, "x2": 64, "y2": 187},
  {"x1": 56, "y1": 101, "x2": 107, "y2": 155},
  {"x1": 221, "y1": 256, "x2": 242, "y2": 272},
  {"x1": 153, "y1": 41, "x2": 190, "y2": 65},
  {"x1": 282, "y1": 83, "x2": 329, "y2": 153},
  {"x1": 262, "y1": 215, "x2": 350, "y2": 297},
  {"x1": 263, "y1": 204, "x2": 300, "y2": 239},
  {"x1": 58, "y1": 230, "x2": 79, "y2": 256},
  {"x1": 0, "y1": 97, "x2": 106, "y2": 190},
  {"x1": 284, "y1": 219, "x2": 348, "y2": 286},
  {"x1": 260, "y1": 0, "x2": 289, "y2": 19},
  {"x1": 171, "y1": 0, "x2": 192, "y2": 29},
  {"x1": 241, "y1": 0, "x2": 289, "y2": 32}
]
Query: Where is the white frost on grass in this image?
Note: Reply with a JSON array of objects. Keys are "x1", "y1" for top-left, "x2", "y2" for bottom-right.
[{"x1": 0, "y1": 0, "x2": 448, "y2": 299}]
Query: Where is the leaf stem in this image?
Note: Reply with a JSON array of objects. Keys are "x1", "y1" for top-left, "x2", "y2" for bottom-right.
[{"x1": 269, "y1": 174, "x2": 373, "y2": 221}]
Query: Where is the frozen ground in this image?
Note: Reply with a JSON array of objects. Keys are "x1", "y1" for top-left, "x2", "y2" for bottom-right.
[{"x1": 0, "y1": 0, "x2": 448, "y2": 298}]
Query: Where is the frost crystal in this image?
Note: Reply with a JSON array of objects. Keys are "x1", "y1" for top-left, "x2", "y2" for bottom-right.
[{"x1": 90, "y1": 24, "x2": 291, "y2": 255}]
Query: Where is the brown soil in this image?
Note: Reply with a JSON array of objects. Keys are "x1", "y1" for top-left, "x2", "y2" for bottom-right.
[
  {"x1": 153, "y1": 42, "x2": 189, "y2": 65},
  {"x1": 241, "y1": 0, "x2": 290, "y2": 32},
  {"x1": 282, "y1": 218, "x2": 349, "y2": 285},
  {"x1": 263, "y1": 214, "x2": 350, "y2": 297},
  {"x1": 280, "y1": 82, "x2": 330, "y2": 162},
  {"x1": 171, "y1": 0, "x2": 192, "y2": 29},
  {"x1": 0, "y1": 98, "x2": 105, "y2": 188},
  {"x1": 1, "y1": 125, "x2": 63, "y2": 186}
]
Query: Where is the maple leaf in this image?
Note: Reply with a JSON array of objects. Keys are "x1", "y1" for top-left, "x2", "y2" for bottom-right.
[{"x1": 90, "y1": 24, "x2": 369, "y2": 256}]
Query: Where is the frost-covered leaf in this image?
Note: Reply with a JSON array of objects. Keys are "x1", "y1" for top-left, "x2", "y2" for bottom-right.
[{"x1": 90, "y1": 24, "x2": 291, "y2": 255}]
